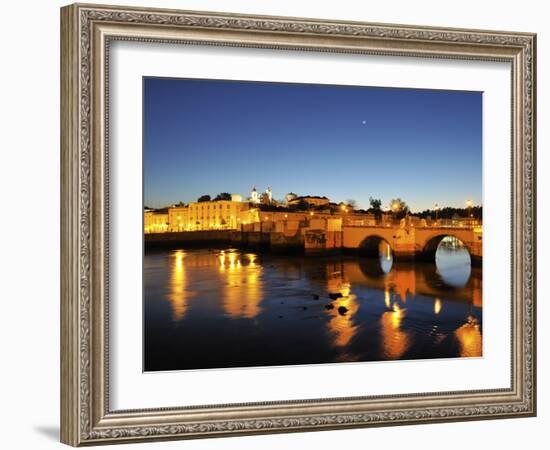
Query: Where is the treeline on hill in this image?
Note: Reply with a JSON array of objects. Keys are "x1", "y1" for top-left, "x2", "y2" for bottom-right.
[{"x1": 416, "y1": 206, "x2": 483, "y2": 220}]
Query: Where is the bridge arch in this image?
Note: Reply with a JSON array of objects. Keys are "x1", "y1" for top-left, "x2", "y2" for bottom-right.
[
  {"x1": 421, "y1": 234, "x2": 472, "y2": 263},
  {"x1": 420, "y1": 235, "x2": 473, "y2": 290},
  {"x1": 357, "y1": 235, "x2": 394, "y2": 277},
  {"x1": 359, "y1": 235, "x2": 393, "y2": 258}
]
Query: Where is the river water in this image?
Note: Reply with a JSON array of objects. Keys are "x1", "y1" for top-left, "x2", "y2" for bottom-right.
[{"x1": 144, "y1": 238, "x2": 482, "y2": 371}]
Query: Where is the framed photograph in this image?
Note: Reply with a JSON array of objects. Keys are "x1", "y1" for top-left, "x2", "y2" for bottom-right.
[{"x1": 60, "y1": 3, "x2": 536, "y2": 446}]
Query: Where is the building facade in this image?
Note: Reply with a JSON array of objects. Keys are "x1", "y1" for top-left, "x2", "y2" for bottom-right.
[
  {"x1": 187, "y1": 200, "x2": 250, "y2": 230},
  {"x1": 168, "y1": 206, "x2": 188, "y2": 232},
  {"x1": 287, "y1": 195, "x2": 330, "y2": 208},
  {"x1": 144, "y1": 209, "x2": 169, "y2": 233}
]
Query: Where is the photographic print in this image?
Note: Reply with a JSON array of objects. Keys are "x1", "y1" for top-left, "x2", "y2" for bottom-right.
[{"x1": 143, "y1": 77, "x2": 483, "y2": 372}]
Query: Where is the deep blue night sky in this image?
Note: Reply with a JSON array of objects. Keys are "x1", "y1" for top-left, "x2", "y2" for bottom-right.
[{"x1": 143, "y1": 77, "x2": 482, "y2": 212}]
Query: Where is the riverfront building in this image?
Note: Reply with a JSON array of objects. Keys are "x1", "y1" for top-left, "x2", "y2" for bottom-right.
[
  {"x1": 144, "y1": 187, "x2": 379, "y2": 234},
  {"x1": 144, "y1": 198, "x2": 262, "y2": 233},
  {"x1": 168, "y1": 205, "x2": 188, "y2": 232},
  {"x1": 187, "y1": 200, "x2": 251, "y2": 230},
  {"x1": 144, "y1": 208, "x2": 169, "y2": 233},
  {"x1": 144, "y1": 186, "x2": 476, "y2": 234}
]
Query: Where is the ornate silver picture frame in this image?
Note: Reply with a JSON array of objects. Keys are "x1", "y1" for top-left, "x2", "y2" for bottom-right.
[{"x1": 60, "y1": 3, "x2": 536, "y2": 446}]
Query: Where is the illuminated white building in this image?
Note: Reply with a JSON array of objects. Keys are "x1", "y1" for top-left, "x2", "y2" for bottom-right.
[{"x1": 250, "y1": 187, "x2": 259, "y2": 204}]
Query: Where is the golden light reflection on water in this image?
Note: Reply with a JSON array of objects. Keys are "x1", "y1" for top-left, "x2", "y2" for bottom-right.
[
  {"x1": 380, "y1": 302, "x2": 410, "y2": 359},
  {"x1": 471, "y1": 275, "x2": 483, "y2": 308},
  {"x1": 327, "y1": 294, "x2": 360, "y2": 347},
  {"x1": 219, "y1": 250, "x2": 263, "y2": 319},
  {"x1": 454, "y1": 322, "x2": 482, "y2": 357},
  {"x1": 167, "y1": 250, "x2": 189, "y2": 321},
  {"x1": 391, "y1": 268, "x2": 416, "y2": 303},
  {"x1": 434, "y1": 298, "x2": 442, "y2": 315},
  {"x1": 342, "y1": 259, "x2": 481, "y2": 309},
  {"x1": 385, "y1": 289, "x2": 391, "y2": 308},
  {"x1": 326, "y1": 268, "x2": 359, "y2": 348},
  {"x1": 381, "y1": 241, "x2": 392, "y2": 261},
  {"x1": 159, "y1": 248, "x2": 482, "y2": 362}
]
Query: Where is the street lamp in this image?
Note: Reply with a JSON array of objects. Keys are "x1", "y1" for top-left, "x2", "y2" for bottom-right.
[
  {"x1": 434, "y1": 203, "x2": 440, "y2": 222},
  {"x1": 466, "y1": 199, "x2": 473, "y2": 218}
]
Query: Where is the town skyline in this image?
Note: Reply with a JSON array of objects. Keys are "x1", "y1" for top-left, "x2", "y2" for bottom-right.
[
  {"x1": 144, "y1": 78, "x2": 482, "y2": 211},
  {"x1": 144, "y1": 185, "x2": 482, "y2": 215}
]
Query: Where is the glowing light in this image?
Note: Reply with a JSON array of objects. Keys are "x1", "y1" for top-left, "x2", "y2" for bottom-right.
[
  {"x1": 434, "y1": 298, "x2": 442, "y2": 315},
  {"x1": 339, "y1": 282, "x2": 351, "y2": 298}
]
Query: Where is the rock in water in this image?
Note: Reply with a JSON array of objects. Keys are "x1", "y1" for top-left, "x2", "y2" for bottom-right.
[
  {"x1": 324, "y1": 303, "x2": 334, "y2": 310},
  {"x1": 329, "y1": 292, "x2": 343, "y2": 300},
  {"x1": 312, "y1": 294, "x2": 320, "y2": 300},
  {"x1": 338, "y1": 306, "x2": 348, "y2": 315}
]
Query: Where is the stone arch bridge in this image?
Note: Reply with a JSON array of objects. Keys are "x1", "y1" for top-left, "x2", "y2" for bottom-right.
[{"x1": 342, "y1": 225, "x2": 482, "y2": 264}]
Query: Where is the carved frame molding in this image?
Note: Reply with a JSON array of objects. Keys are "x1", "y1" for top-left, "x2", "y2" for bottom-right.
[{"x1": 61, "y1": 3, "x2": 536, "y2": 446}]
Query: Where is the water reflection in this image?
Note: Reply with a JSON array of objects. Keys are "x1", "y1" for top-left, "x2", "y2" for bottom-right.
[
  {"x1": 434, "y1": 298, "x2": 442, "y2": 315},
  {"x1": 380, "y1": 301, "x2": 410, "y2": 359},
  {"x1": 219, "y1": 250, "x2": 263, "y2": 319},
  {"x1": 455, "y1": 321, "x2": 482, "y2": 357},
  {"x1": 145, "y1": 246, "x2": 482, "y2": 371},
  {"x1": 379, "y1": 241, "x2": 393, "y2": 274},
  {"x1": 166, "y1": 250, "x2": 189, "y2": 321},
  {"x1": 325, "y1": 266, "x2": 360, "y2": 350},
  {"x1": 435, "y1": 236, "x2": 471, "y2": 288}
]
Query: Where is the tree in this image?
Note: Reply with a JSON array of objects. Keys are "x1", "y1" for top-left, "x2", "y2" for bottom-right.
[
  {"x1": 368, "y1": 197, "x2": 382, "y2": 219},
  {"x1": 260, "y1": 192, "x2": 272, "y2": 204},
  {"x1": 390, "y1": 198, "x2": 409, "y2": 219},
  {"x1": 197, "y1": 194, "x2": 211, "y2": 202},
  {"x1": 345, "y1": 199, "x2": 357, "y2": 210},
  {"x1": 290, "y1": 199, "x2": 309, "y2": 211},
  {"x1": 214, "y1": 192, "x2": 232, "y2": 201},
  {"x1": 417, "y1": 205, "x2": 483, "y2": 220}
]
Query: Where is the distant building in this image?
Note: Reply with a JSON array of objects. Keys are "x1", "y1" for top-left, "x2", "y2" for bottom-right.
[
  {"x1": 287, "y1": 195, "x2": 330, "y2": 208},
  {"x1": 187, "y1": 200, "x2": 251, "y2": 230},
  {"x1": 144, "y1": 208, "x2": 169, "y2": 233},
  {"x1": 250, "y1": 187, "x2": 260, "y2": 204},
  {"x1": 163, "y1": 200, "x2": 254, "y2": 231},
  {"x1": 231, "y1": 193, "x2": 243, "y2": 202},
  {"x1": 285, "y1": 192, "x2": 297, "y2": 203},
  {"x1": 168, "y1": 205, "x2": 188, "y2": 232}
]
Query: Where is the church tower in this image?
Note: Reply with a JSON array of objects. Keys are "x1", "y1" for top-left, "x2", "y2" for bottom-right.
[{"x1": 250, "y1": 186, "x2": 259, "y2": 204}]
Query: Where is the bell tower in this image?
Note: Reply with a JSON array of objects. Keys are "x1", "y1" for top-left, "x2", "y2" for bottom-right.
[{"x1": 251, "y1": 186, "x2": 259, "y2": 204}]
